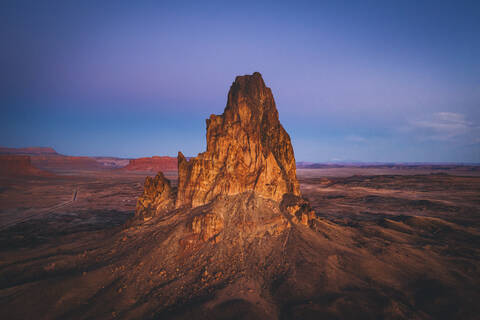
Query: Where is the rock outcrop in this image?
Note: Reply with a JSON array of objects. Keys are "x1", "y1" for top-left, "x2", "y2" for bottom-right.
[
  {"x1": 135, "y1": 171, "x2": 175, "y2": 220},
  {"x1": 280, "y1": 193, "x2": 316, "y2": 227},
  {"x1": 135, "y1": 72, "x2": 314, "y2": 229},
  {"x1": 176, "y1": 72, "x2": 299, "y2": 208}
]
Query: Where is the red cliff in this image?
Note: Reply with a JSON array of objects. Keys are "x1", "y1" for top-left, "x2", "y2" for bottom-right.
[{"x1": 0, "y1": 155, "x2": 53, "y2": 177}]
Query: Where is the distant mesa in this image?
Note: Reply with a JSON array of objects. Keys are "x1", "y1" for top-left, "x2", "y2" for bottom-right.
[
  {"x1": 1, "y1": 146, "x2": 129, "y2": 172},
  {"x1": 122, "y1": 156, "x2": 177, "y2": 172},
  {"x1": 0, "y1": 155, "x2": 53, "y2": 177},
  {"x1": 30, "y1": 154, "x2": 129, "y2": 172},
  {"x1": 0, "y1": 146, "x2": 58, "y2": 156},
  {"x1": 1, "y1": 146, "x2": 178, "y2": 173}
]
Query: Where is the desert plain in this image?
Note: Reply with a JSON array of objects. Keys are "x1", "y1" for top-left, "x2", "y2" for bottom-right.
[{"x1": 1, "y1": 164, "x2": 479, "y2": 319}]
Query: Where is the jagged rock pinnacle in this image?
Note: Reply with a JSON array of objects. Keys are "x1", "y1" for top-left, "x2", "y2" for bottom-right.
[
  {"x1": 135, "y1": 72, "x2": 302, "y2": 219},
  {"x1": 135, "y1": 171, "x2": 175, "y2": 220},
  {"x1": 176, "y1": 72, "x2": 299, "y2": 208}
]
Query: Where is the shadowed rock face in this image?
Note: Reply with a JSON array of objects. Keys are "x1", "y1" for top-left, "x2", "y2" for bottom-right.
[
  {"x1": 176, "y1": 72, "x2": 299, "y2": 208},
  {"x1": 0, "y1": 155, "x2": 53, "y2": 177}
]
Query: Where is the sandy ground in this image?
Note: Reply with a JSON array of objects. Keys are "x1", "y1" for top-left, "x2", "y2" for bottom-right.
[
  {"x1": 0, "y1": 170, "x2": 177, "y2": 248},
  {"x1": 298, "y1": 169, "x2": 480, "y2": 223},
  {"x1": 0, "y1": 167, "x2": 479, "y2": 319}
]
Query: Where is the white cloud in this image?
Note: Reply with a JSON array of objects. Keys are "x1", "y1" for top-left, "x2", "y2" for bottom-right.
[{"x1": 409, "y1": 112, "x2": 477, "y2": 141}]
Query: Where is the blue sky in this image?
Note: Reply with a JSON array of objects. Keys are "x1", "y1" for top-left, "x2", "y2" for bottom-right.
[{"x1": 1, "y1": 0, "x2": 479, "y2": 162}]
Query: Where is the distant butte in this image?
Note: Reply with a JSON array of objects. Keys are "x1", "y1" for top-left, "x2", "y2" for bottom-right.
[
  {"x1": 1, "y1": 146, "x2": 129, "y2": 171},
  {"x1": 0, "y1": 146, "x2": 58, "y2": 155},
  {"x1": 0, "y1": 155, "x2": 53, "y2": 177}
]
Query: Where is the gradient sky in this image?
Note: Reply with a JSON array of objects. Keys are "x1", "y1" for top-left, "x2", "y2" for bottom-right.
[{"x1": 1, "y1": 0, "x2": 479, "y2": 162}]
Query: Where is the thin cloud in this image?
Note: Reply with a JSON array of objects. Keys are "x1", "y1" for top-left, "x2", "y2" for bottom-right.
[{"x1": 409, "y1": 112, "x2": 476, "y2": 141}]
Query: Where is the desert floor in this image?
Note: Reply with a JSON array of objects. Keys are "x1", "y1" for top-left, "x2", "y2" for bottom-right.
[{"x1": 1, "y1": 167, "x2": 479, "y2": 319}]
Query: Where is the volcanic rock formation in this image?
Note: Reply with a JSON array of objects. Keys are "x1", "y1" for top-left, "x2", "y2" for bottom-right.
[
  {"x1": 135, "y1": 171, "x2": 175, "y2": 220},
  {"x1": 136, "y1": 72, "x2": 304, "y2": 220},
  {"x1": 4, "y1": 74, "x2": 479, "y2": 320},
  {"x1": 177, "y1": 72, "x2": 299, "y2": 208}
]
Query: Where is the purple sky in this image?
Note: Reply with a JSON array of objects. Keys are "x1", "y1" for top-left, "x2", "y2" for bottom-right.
[{"x1": 1, "y1": 1, "x2": 479, "y2": 162}]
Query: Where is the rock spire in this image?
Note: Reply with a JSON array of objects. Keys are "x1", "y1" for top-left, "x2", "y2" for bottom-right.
[
  {"x1": 176, "y1": 72, "x2": 299, "y2": 208},
  {"x1": 135, "y1": 72, "x2": 301, "y2": 217}
]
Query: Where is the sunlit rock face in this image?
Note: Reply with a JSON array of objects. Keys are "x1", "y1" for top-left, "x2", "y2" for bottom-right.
[
  {"x1": 135, "y1": 171, "x2": 175, "y2": 220},
  {"x1": 176, "y1": 72, "x2": 300, "y2": 208},
  {"x1": 134, "y1": 72, "x2": 308, "y2": 229}
]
